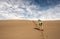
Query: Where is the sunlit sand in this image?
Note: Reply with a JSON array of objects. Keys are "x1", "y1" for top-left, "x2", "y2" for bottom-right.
[{"x1": 0, "y1": 20, "x2": 60, "y2": 39}]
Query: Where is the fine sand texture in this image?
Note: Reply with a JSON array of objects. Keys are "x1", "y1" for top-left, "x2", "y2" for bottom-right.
[{"x1": 0, "y1": 20, "x2": 60, "y2": 39}]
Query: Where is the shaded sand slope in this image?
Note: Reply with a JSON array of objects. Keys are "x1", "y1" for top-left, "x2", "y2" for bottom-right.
[{"x1": 0, "y1": 20, "x2": 60, "y2": 39}]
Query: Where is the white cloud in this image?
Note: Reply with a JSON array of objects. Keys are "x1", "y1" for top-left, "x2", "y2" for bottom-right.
[
  {"x1": 41, "y1": 4, "x2": 60, "y2": 20},
  {"x1": 0, "y1": 0, "x2": 60, "y2": 20}
]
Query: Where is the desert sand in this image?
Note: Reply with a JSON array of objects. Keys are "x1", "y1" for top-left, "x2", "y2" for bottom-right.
[{"x1": 0, "y1": 20, "x2": 60, "y2": 39}]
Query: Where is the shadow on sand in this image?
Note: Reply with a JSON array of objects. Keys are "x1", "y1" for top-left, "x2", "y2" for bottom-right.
[{"x1": 34, "y1": 28, "x2": 40, "y2": 30}]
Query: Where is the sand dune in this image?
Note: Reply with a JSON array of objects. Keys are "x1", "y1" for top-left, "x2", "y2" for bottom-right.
[{"x1": 0, "y1": 20, "x2": 60, "y2": 39}]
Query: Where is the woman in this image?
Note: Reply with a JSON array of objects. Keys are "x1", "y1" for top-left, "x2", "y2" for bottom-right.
[{"x1": 38, "y1": 20, "x2": 43, "y2": 31}]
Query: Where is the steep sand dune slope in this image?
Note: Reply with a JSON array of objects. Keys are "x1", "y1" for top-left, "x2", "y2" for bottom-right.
[{"x1": 0, "y1": 20, "x2": 60, "y2": 39}]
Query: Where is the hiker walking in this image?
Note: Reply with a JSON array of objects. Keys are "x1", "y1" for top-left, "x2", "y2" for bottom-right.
[{"x1": 38, "y1": 19, "x2": 43, "y2": 31}]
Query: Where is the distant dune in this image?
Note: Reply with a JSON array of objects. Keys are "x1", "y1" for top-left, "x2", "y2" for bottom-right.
[{"x1": 0, "y1": 20, "x2": 60, "y2": 39}]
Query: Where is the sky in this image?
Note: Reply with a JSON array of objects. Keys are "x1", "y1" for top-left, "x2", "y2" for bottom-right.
[{"x1": 0, "y1": 0, "x2": 60, "y2": 20}]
